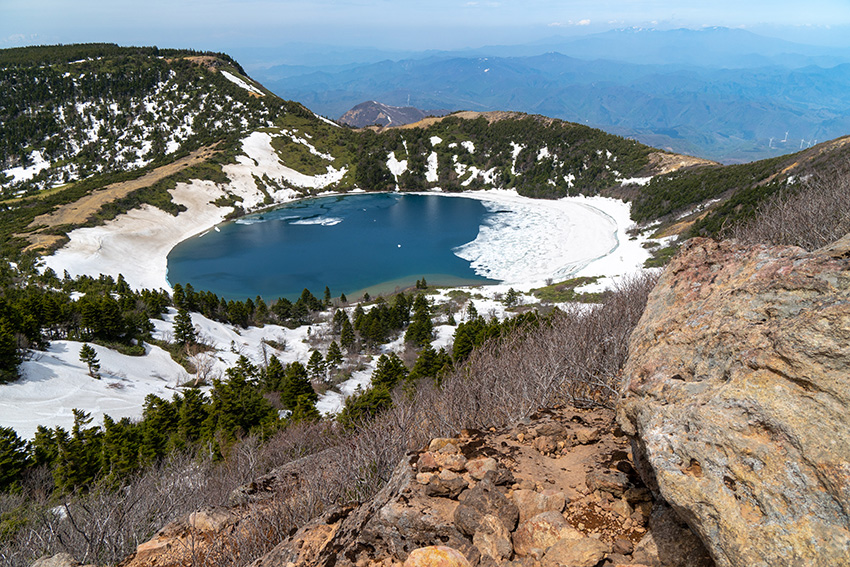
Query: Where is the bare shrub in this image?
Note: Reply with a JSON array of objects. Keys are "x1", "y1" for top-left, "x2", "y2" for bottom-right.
[
  {"x1": 730, "y1": 166, "x2": 850, "y2": 250},
  {"x1": 2, "y1": 273, "x2": 659, "y2": 567}
]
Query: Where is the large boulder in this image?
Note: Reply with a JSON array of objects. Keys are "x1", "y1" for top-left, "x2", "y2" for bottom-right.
[{"x1": 618, "y1": 236, "x2": 850, "y2": 567}]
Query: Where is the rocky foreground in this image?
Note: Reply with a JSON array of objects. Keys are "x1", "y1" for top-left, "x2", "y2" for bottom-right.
[{"x1": 114, "y1": 407, "x2": 712, "y2": 567}]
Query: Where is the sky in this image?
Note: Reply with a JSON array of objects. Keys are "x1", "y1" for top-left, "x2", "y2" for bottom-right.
[{"x1": 3, "y1": 0, "x2": 850, "y2": 57}]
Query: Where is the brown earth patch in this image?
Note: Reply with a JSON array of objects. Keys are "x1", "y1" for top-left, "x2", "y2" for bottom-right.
[
  {"x1": 647, "y1": 151, "x2": 717, "y2": 175},
  {"x1": 364, "y1": 111, "x2": 527, "y2": 132},
  {"x1": 21, "y1": 144, "x2": 221, "y2": 252}
]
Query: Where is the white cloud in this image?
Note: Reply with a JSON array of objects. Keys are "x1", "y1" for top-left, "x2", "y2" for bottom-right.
[{"x1": 549, "y1": 19, "x2": 590, "y2": 27}]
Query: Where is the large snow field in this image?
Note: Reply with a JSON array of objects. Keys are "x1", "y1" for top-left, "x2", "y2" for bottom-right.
[{"x1": 3, "y1": 341, "x2": 183, "y2": 440}]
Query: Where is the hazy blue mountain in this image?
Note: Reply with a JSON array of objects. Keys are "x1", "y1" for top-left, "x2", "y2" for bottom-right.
[{"x1": 250, "y1": 28, "x2": 850, "y2": 162}]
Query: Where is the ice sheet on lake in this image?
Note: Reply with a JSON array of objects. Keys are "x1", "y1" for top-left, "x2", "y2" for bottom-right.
[
  {"x1": 289, "y1": 216, "x2": 343, "y2": 226},
  {"x1": 452, "y1": 191, "x2": 620, "y2": 284}
]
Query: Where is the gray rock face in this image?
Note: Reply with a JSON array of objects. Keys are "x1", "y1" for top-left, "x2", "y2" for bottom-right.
[{"x1": 618, "y1": 236, "x2": 850, "y2": 567}]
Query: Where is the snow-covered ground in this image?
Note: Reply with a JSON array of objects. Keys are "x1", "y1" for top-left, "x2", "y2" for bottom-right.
[
  {"x1": 3, "y1": 341, "x2": 184, "y2": 440},
  {"x1": 42, "y1": 131, "x2": 344, "y2": 291},
  {"x1": 12, "y1": 130, "x2": 667, "y2": 438}
]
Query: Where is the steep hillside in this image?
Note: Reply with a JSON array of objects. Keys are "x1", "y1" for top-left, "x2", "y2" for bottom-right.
[{"x1": 0, "y1": 44, "x2": 281, "y2": 199}]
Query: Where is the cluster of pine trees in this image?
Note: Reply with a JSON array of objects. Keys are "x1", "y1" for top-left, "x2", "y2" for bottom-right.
[
  {"x1": 173, "y1": 283, "x2": 332, "y2": 328},
  {"x1": 0, "y1": 265, "x2": 169, "y2": 384}
]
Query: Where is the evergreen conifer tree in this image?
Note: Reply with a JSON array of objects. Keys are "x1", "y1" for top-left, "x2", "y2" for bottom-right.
[
  {"x1": 0, "y1": 426, "x2": 30, "y2": 492},
  {"x1": 405, "y1": 294, "x2": 433, "y2": 347},
  {"x1": 173, "y1": 307, "x2": 196, "y2": 346},
  {"x1": 307, "y1": 349, "x2": 326, "y2": 383},
  {"x1": 79, "y1": 343, "x2": 100, "y2": 378},
  {"x1": 326, "y1": 341, "x2": 343, "y2": 369},
  {"x1": 371, "y1": 352, "x2": 408, "y2": 390},
  {"x1": 263, "y1": 354, "x2": 286, "y2": 391},
  {"x1": 340, "y1": 315, "x2": 356, "y2": 350},
  {"x1": 280, "y1": 361, "x2": 317, "y2": 411},
  {"x1": 291, "y1": 393, "x2": 321, "y2": 423}
]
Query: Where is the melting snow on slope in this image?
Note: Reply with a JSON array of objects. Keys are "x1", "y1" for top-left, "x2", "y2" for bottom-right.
[
  {"x1": 387, "y1": 151, "x2": 408, "y2": 189},
  {"x1": 3, "y1": 341, "x2": 185, "y2": 439},
  {"x1": 426, "y1": 152, "x2": 439, "y2": 183},
  {"x1": 229, "y1": 132, "x2": 347, "y2": 196},
  {"x1": 313, "y1": 113, "x2": 340, "y2": 127},
  {"x1": 430, "y1": 136, "x2": 443, "y2": 146},
  {"x1": 220, "y1": 70, "x2": 264, "y2": 96},
  {"x1": 510, "y1": 142, "x2": 525, "y2": 175},
  {"x1": 619, "y1": 176, "x2": 653, "y2": 186},
  {"x1": 2, "y1": 151, "x2": 51, "y2": 183}
]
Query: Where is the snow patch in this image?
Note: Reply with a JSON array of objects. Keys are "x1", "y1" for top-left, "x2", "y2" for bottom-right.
[
  {"x1": 510, "y1": 142, "x2": 525, "y2": 175},
  {"x1": 2, "y1": 151, "x2": 51, "y2": 183},
  {"x1": 619, "y1": 176, "x2": 653, "y2": 187},
  {"x1": 426, "y1": 152, "x2": 439, "y2": 183},
  {"x1": 220, "y1": 70, "x2": 264, "y2": 96}
]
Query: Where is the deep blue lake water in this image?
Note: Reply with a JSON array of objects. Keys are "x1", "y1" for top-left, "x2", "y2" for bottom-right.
[{"x1": 166, "y1": 193, "x2": 496, "y2": 300}]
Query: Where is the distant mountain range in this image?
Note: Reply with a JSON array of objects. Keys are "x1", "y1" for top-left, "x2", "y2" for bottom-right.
[
  {"x1": 249, "y1": 27, "x2": 850, "y2": 163},
  {"x1": 338, "y1": 101, "x2": 450, "y2": 128}
]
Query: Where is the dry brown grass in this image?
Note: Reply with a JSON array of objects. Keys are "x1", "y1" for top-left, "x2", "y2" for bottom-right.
[{"x1": 21, "y1": 144, "x2": 220, "y2": 252}]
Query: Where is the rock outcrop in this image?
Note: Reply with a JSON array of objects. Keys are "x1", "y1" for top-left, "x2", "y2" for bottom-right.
[
  {"x1": 248, "y1": 407, "x2": 712, "y2": 566},
  {"x1": 618, "y1": 236, "x2": 850, "y2": 567}
]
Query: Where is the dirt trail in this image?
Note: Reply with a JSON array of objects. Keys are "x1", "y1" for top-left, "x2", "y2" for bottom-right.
[{"x1": 22, "y1": 145, "x2": 220, "y2": 251}]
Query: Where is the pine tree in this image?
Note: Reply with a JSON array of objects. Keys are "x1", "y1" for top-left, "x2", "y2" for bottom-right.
[
  {"x1": 79, "y1": 343, "x2": 100, "y2": 378},
  {"x1": 0, "y1": 426, "x2": 30, "y2": 492},
  {"x1": 173, "y1": 307, "x2": 196, "y2": 346},
  {"x1": 263, "y1": 354, "x2": 286, "y2": 391},
  {"x1": 405, "y1": 294, "x2": 433, "y2": 347},
  {"x1": 307, "y1": 350, "x2": 326, "y2": 383},
  {"x1": 503, "y1": 287, "x2": 520, "y2": 307},
  {"x1": 280, "y1": 361, "x2": 317, "y2": 411},
  {"x1": 326, "y1": 341, "x2": 343, "y2": 369},
  {"x1": 371, "y1": 352, "x2": 408, "y2": 390},
  {"x1": 291, "y1": 393, "x2": 321, "y2": 423},
  {"x1": 340, "y1": 314, "x2": 356, "y2": 350},
  {"x1": 0, "y1": 322, "x2": 21, "y2": 384},
  {"x1": 323, "y1": 286, "x2": 332, "y2": 307}
]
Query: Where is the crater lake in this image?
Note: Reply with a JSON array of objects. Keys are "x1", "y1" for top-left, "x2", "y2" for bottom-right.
[{"x1": 166, "y1": 193, "x2": 498, "y2": 300}]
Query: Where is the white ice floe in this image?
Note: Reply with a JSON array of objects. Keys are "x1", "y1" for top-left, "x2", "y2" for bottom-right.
[
  {"x1": 441, "y1": 189, "x2": 654, "y2": 288},
  {"x1": 220, "y1": 70, "x2": 264, "y2": 96},
  {"x1": 290, "y1": 217, "x2": 343, "y2": 226}
]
